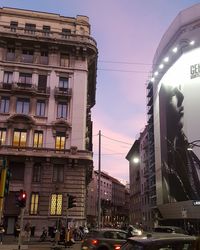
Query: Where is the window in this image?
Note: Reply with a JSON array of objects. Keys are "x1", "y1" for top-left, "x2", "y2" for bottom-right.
[
  {"x1": 22, "y1": 50, "x2": 34, "y2": 63},
  {"x1": 10, "y1": 162, "x2": 25, "y2": 181},
  {"x1": 19, "y1": 73, "x2": 32, "y2": 84},
  {"x1": 0, "y1": 97, "x2": 10, "y2": 113},
  {"x1": 60, "y1": 54, "x2": 69, "y2": 67},
  {"x1": 36, "y1": 100, "x2": 45, "y2": 116},
  {"x1": 30, "y1": 193, "x2": 39, "y2": 215},
  {"x1": 33, "y1": 131, "x2": 43, "y2": 148},
  {"x1": 6, "y1": 47, "x2": 15, "y2": 61},
  {"x1": 32, "y1": 164, "x2": 41, "y2": 182},
  {"x1": 0, "y1": 129, "x2": 6, "y2": 145},
  {"x1": 53, "y1": 164, "x2": 64, "y2": 182},
  {"x1": 13, "y1": 129, "x2": 27, "y2": 147},
  {"x1": 43, "y1": 26, "x2": 50, "y2": 36},
  {"x1": 62, "y1": 28, "x2": 71, "y2": 35},
  {"x1": 16, "y1": 98, "x2": 30, "y2": 114},
  {"x1": 59, "y1": 77, "x2": 68, "y2": 90},
  {"x1": 50, "y1": 194, "x2": 63, "y2": 215},
  {"x1": 3, "y1": 72, "x2": 13, "y2": 84},
  {"x1": 38, "y1": 75, "x2": 47, "y2": 91},
  {"x1": 40, "y1": 51, "x2": 48, "y2": 64},
  {"x1": 55, "y1": 132, "x2": 66, "y2": 150},
  {"x1": 57, "y1": 102, "x2": 67, "y2": 118},
  {"x1": 10, "y1": 21, "x2": 18, "y2": 32},
  {"x1": 25, "y1": 23, "x2": 36, "y2": 34}
]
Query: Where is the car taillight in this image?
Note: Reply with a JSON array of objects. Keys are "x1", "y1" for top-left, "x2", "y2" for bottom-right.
[
  {"x1": 114, "y1": 244, "x2": 121, "y2": 250},
  {"x1": 91, "y1": 239, "x2": 98, "y2": 245}
]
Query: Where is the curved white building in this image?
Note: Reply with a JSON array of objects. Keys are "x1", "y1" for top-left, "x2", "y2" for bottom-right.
[{"x1": 150, "y1": 3, "x2": 200, "y2": 230}]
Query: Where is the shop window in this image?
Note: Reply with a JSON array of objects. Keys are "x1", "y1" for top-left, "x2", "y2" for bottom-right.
[
  {"x1": 50, "y1": 194, "x2": 62, "y2": 215},
  {"x1": 30, "y1": 192, "x2": 39, "y2": 215}
]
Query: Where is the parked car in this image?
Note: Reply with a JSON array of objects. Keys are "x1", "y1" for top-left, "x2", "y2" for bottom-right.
[
  {"x1": 81, "y1": 228, "x2": 128, "y2": 250},
  {"x1": 153, "y1": 226, "x2": 188, "y2": 234},
  {"x1": 121, "y1": 232, "x2": 196, "y2": 250}
]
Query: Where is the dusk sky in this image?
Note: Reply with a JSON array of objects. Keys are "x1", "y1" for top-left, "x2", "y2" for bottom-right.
[{"x1": 1, "y1": 0, "x2": 199, "y2": 182}]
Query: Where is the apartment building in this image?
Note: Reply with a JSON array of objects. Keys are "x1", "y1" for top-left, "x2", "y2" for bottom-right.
[
  {"x1": 86, "y1": 171, "x2": 129, "y2": 227},
  {"x1": 0, "y1": 7, "x2": 97, "y2": 235}
]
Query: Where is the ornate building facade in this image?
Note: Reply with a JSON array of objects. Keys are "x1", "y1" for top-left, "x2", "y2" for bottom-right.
[{"x1": 0, "y1": 7, "x2": 97, "y2": 235}]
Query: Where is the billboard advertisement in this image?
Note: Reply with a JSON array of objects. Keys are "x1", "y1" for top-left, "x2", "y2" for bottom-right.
[{"x1": 158, "y1": 47, "x2": 200, "y2": 204}]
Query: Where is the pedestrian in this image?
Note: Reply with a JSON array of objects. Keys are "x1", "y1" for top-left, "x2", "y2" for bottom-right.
[
  {"x1": 14, "y1": 221, "x2": 20, "y2": 239},
  {"x1": 24, "y1": 222, "x2": 31, "y2": 242},
  {"x1": 0, "y1": 222, "x2": 5, "y2": 244}
]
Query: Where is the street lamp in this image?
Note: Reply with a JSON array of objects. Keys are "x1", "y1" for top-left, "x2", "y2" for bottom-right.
[{"x1": 133, "y1": 157, "x2": 140, "y2": 164}]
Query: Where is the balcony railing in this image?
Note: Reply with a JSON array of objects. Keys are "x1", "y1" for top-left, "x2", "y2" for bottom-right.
[
  {"x1": 0, "y1": 145, "x2": 93, "y2": 159},
  {"x1": 54, "y1": 87, "x2": 72, "y2": 98},
  {"x1": 0, "y1": 82, "x2": 50, "y2": 96},
  {"x1": 1, "y1": 25, "x2": 97, "y2": 48}
]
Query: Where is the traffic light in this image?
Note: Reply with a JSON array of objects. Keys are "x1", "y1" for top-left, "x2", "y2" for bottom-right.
[
  {"x1": 4, "y1": 169, "x2": 11, "y2": 196},
  {"x1": 68, "y1": 195, "x2": 76, "y2": 209},
  {"x1": 16, "y1": 189, "x2": 27, "y2": 208}
]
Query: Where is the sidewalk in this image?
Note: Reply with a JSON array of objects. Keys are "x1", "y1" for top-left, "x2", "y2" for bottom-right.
[{"x1": 0, "y1": 236, "x2": 81, "y2": 250}]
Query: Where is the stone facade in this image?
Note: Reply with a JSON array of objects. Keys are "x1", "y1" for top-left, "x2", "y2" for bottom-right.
[{"x1": 0, "y1": 7, "x2": 97, "y2": 235}]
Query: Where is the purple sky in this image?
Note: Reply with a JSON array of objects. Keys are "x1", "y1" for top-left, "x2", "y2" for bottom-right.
[{"x1": 1, "y1": 0, "x2": 199, "y2": 181}]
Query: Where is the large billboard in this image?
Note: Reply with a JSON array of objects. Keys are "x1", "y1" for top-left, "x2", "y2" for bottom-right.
[{"x1": 157, "y1": 47, "x2": 200, "y2": 204}]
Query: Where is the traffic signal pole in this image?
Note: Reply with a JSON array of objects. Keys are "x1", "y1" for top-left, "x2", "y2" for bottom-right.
[{"x1": 18, "y1": 207, "x2": 25, "y2": 250}]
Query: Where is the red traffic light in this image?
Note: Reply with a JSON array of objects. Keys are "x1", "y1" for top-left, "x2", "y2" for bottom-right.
[{"x1": 16, "y1": 189, "x2": 27, "y2": 208}]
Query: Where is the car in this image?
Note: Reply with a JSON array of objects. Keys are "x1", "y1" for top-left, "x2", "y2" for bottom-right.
[
  {"x1": 153, "y1": 226, "x2": 187, "y2": 234},
  {"x1": 121, "y1": 232, "x2": 197, "y2": 250},
  {"x1": 81, "y1": 228, "x2": 128, "y2": 250},
  {"x1": 127, "y1": 225, "x2": 143, "y2": 236}
]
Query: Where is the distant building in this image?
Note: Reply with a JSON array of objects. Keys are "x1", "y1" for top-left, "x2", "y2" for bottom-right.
[
  {"x1": 86, "y1": 171, "x2": 129, "y2": 227},
  {"x1": 0, "y1": 7, "x2": 97, "y2": 235}
]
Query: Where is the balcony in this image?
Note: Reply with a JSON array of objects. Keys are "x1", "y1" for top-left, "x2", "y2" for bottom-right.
[
  {"x1": 54, "y1": 87, "x2": 72, "y2": 99},
  {"x1": 0, "y1": 145, "x2": 93, "y2": 160},
  {"x1": 0, "y1": 82, "x2": 50, "y2": 97},
  {"x1": 0, "y1": 25, "x2": 97, "y2": 51}
]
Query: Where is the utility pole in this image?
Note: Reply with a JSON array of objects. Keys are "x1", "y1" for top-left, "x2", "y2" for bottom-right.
[{"x1": 97, "y1": 130, "x2": 101, "y2": 229}]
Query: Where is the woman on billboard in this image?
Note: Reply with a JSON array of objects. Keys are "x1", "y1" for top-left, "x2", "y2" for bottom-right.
[{"x1": 161, "y1": 84, "x2": 200, "y2": 202}]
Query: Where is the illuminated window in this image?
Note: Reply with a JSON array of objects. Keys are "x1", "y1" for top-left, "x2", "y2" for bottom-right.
[
  {"x1": 57, "y1": 102, "x2": 67, "y2": 118},
  {"x1": 50, "y1": 194, "x2": 63, "y2": 215},
  {"x1": 30, "y1": 192, "x2": 39, "y2": 215},
  {"x1": 36, "y1": 100, "x2": 45, "y2": 116},
  {"x1": 16, "y1": 98, "x2": 30, "y2": 114},
  {"x1": 13, "y1": 130, "x2": 27, "y2": 147},
  {"x1": 0, "y1": 97, "x2": 10, "y2": 113},
  {"x1": 53, "y1": 164, "x2": 64, "y2": 182},
  {"x1": 0, "y1": 129, "x2": 6, "y2": 145},
  {"x1": 33, "y1": 131, "x2": 43, "y2": 148},
  {"x1": 32, "y1": 164, "x2": 41, "y2": 183},
  {"x1": 55, "y1": 132, "x2": 66, "y2": 150}
]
